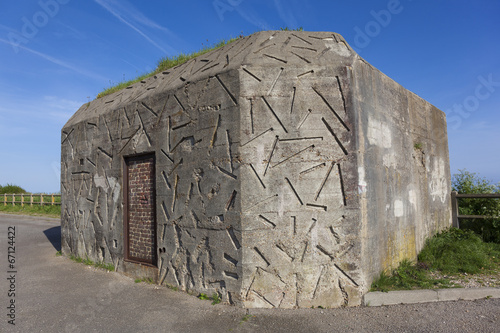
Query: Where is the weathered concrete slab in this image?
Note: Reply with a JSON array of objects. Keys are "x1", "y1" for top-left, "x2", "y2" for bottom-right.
[
  {"x1": 61, "y1": 30, "x2": 451, "y2": 308},
  {"x1": 363, "y1": 288, "x2": 500, "y2": 307},
  {"x1": 437, "y1": 287, "x2": 500, "y2": 301},
  {"x1": 364, "y1": 290, "x2": 439, "y2": 306}
]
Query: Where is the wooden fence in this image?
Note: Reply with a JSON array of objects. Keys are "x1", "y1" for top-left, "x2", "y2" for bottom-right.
[
  {"x1": 451, "y1": 191, "x2": 500, "y2": 228},
  {"x1": 1, "y1": 193, "x2": 61, "y2": 206}
]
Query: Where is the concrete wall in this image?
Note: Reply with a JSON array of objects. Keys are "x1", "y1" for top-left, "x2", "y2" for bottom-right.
[
  {"x1": 61, "y1": 30, "x2": 451, "y2": 308},
  {"x1": 351, "y1": 61, "x2": 451, "y2": 284}
]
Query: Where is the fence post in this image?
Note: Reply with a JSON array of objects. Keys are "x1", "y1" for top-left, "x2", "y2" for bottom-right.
[
  {"x1": 21, "y1": 194, "x2": 24, "y2": 207},
  {"x1": 40, "y1": 194, "x2": 43, "y2": 206},
  {"x1": 12, "y1": 194, "x2": 15, "y2": 206},
  {"x1": 30, "y1": 194, "x2": 33, "y2": 206},
  {"x1": 51, "y1": 194, "x2": 54, "y2": 206},
  {"x1": 451, "y1": 191, "x2": 460, "y2": 228},
  {"x1": 3, "y1": 193, "x2": 5, "y2": 206}
]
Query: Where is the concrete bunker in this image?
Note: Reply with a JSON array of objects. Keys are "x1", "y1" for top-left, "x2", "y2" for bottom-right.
[{"x1": 61, "y1": 31, "x2": 451, "y2": 308}]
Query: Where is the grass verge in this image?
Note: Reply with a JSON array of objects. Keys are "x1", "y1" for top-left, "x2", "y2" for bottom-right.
[
  {"x1": 371, "y1": 228, "x2": 500, "y2": 292},
  {"x1": 0, "y1": 204, "x2": 61, "y2": 218}
]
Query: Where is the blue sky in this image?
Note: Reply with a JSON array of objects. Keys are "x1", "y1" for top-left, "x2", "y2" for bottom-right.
[{"x1": 0, "y1": 0, "x2": 499, "y2": 193}]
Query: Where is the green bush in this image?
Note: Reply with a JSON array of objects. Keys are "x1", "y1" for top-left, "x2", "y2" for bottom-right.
[
  {"x1": 452, "y1": 170, "x2": 500, "y2": 243},
  {"x1": 418, "y1": 228, "x2": 499, "y2": 274},
  {"x1": 0, "y1": 184, "x2": 27, "y2": 194},
  {"x1": 371, "y1": 228, "x2": 500, "y2": 291}
]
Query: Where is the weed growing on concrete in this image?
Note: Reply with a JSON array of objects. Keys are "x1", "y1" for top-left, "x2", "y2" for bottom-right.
[
  {"x1": 68, "y1": 254, "x2": 115, "y2": 271},
  {"x1": 198, "y1": 293, "x2": 210, "y2": 300},
  {"x1": 135, "y1": 277, "x2": 154, "y2": 284},
  {"x1": 55, "y1": 251, "x2": 62, "y2": 256},
  {"x1": 239, "y1": 314, "x2": 253, "y2": 325},
  {"x1": 165, "y1": 284, "x2": 179, "y2": 291},
  {"x1": 83, "y1": 256, "x2": 93, "y2": 265},
  {"x1": 197, "y1": 292, "x2": 221, "y2": 305},
  {"x1": 413, "y1": 142, "x2": 423, "y2": 150},
  {"x1": 280, "y1": 27, "x2": 304, "y2": 31},
  {"x1": 211, "y1": 293, "x2": 221, "y2": 305}
]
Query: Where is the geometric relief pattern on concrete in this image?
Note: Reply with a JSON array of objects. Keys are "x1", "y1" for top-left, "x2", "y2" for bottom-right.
[
  {"x1": 238, "y1": 32, "x2": 361, "y2": 308},
  {"x1": 154, "y1": 72, "x2": 241, "y2": 304}
]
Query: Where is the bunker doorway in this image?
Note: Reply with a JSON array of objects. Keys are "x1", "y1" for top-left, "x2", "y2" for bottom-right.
[{"x1": 124, "y1": 154, "x2": 157, "y2": 266}]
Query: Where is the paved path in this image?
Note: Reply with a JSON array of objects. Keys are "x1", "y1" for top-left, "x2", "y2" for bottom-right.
[{"x1": 0, "y1": 214, "x2": 499, "y2": 332}]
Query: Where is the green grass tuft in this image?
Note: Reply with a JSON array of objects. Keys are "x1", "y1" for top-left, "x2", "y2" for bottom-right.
[
  {"x1": 68, "y1": 254, "x2": 114, "y2": 271},
  {"x1": 211, "y1": 292, "x2": 221, "y2": 305},
  {"x1": 370, "y1": 259, "x2": 452, "y2": 292},
  {"x1": 239, "y1": 314, "x2": 253, "y2": 325},
  {"x1": 97, "y1": 37, "x2": 241, "y2": 99},
  {"x1": 198, "y1": 293, "x2": 210, "y2": 300},
  {"x1": 280, "y1": 27, "x2": 304, "y2": 31},
  {"x1": 371, "y1": 228, "x2": 500, "y2": 292},
  {"x1": 418, "y1": 228, "x2": 500, "y2": 274}
]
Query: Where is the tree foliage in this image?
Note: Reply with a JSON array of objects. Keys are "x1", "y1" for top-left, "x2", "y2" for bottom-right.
[
  {"x1": 452, "y1": 170, "x2": 500, "y2": 243},
  {"x1": 0, "y1": 184, "x2": 27, "y2": 194}
]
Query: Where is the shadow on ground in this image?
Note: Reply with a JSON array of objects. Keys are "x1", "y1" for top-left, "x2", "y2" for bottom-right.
[{"x1": 43, "y1": 226, "x2": 61, "y2": 251}]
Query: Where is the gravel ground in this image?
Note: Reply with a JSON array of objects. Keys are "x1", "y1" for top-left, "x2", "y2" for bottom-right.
[{"x1": 429, "y1": 270, "x2": 500, "y2": 288}]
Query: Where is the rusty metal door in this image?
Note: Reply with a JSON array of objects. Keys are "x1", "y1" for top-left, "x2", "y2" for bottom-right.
[{"x1": 124, "y1": 154, "x2": 157, "y2": 266}]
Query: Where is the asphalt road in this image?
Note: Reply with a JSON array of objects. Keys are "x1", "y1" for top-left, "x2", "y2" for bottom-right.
[{"x1": 0, "y1": 213, "x2": 498, "y2": 332}]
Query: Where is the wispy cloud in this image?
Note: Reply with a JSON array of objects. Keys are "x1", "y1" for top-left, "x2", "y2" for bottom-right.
[
  {"x1": 0, "y1": 38, "x2": 107, "y2": 81},
  {"x1": 94, "y1": 0, "x2": 177, "y2": 55},
  {"x1": 44, "y1": 96, "x2": 83, "y2": 111},
  {"x1": 273, "y1": 0, "x2": 299, "y2": 28},
  {"x1": 234, "y1": 6, "x2": 270, "y2": 30},
  {"x1": 53, "y1": 21, "x2": 87, "y2": 40}
]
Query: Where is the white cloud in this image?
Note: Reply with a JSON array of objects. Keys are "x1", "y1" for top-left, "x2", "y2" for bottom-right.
[
  {"x1": 94, "y1": 0, "x2": 177, "y2": 55},
  {"x1": 273, "y1": 0, "x2": 299, "y2": 28},
  {"x1": 234, "y1": 6, "x2": 270, "y2": 30},
  {"x1": 44, "y1": 96, "x2": 83, "y2": 111},
  {"x1": 0, "y1": 38, "x2": 107, "y2": 82}
]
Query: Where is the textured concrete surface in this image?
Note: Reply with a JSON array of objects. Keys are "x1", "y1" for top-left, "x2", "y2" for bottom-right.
[
  {"x1": 61, "y1": 31, "x2": 451, "y2": 308},
  {"x1": 364, "y1": 288, "x2": 500, "y2": 307},
  {"x1": 2, "y1": 214, "x2": 499, "y2": 332}
]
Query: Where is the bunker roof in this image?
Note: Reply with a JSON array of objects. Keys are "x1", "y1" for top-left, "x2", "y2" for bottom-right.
[{"x1": 64, "y1": 31, "x2": 359, "y2": 129}]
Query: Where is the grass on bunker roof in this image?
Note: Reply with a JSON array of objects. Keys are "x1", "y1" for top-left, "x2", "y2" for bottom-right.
[
  {"x1": 96, "y1": 37, "x2": 241, "y2": 99},
  {"x1": 96, "y1": 27, "x2": 305, "y2": 99}
]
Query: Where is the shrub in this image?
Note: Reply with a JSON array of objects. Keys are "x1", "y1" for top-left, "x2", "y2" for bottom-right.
[
  {"x1": 452, "y1": 170, "x2": 500, "y2": 243},
  {"x1": 0, "y1": 184, "x2": 27, "y2": 194},
  {"x1": 418, "y1": 228, "x2": 497, "y2": 274}
]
